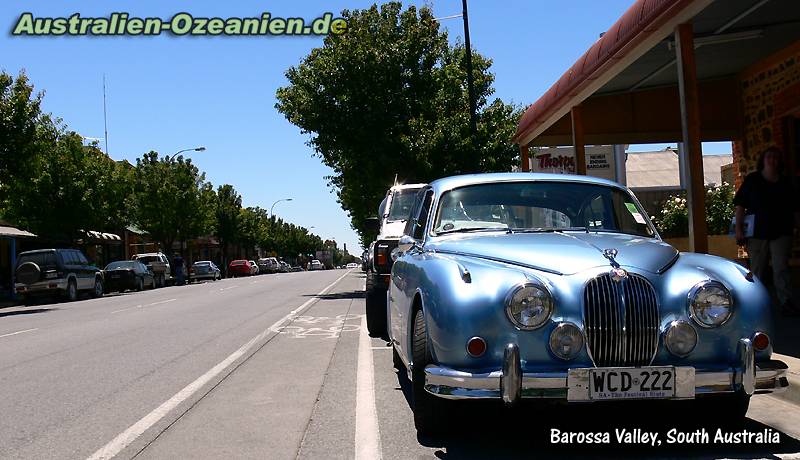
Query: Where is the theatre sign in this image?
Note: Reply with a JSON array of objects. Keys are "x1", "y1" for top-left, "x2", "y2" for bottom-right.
[{"x1": 529, "y1": 145, "x2": 617, "y2": 182}]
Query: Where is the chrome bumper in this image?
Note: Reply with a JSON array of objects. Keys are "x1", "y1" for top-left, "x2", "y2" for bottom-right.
[{"x1": 424, "y1": 339, "x2": 789, "y2": 404}]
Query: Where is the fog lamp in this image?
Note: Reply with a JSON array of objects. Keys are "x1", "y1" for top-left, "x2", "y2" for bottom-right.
[
  {"x1": 466, "y1": 336, "x2": 487, "y2": 357},
  {"x1": 665, "y1": 320, "x2": 697, "y2": 357},
  {"x1": 752, "y1": 332, "x2": 770, "y2": 351},
  {"x1": 549, "y1": 322, "x2": 583, "y2": 360}
]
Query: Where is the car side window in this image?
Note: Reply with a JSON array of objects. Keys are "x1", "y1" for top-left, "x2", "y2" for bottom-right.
[
  {"x1": 413, "y1": 190, "x2": 434, "y2": 240},
  {"x1": 62, "y1": 251, "x2": 74, "y2": 265},
  {"x1": 77, "y1": 252, "x2": 89, "y2": 265}
]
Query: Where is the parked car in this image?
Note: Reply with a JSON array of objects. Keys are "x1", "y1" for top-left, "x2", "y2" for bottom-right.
[
  {"x1": 257, "y1": 257, "x2": 279, "y2": 274},
  {"x1": 131, "y1": 252, "x2": 172, "y2": 287},
  {"x1": 248, "y1": 260, "x2": 259, "y2": 275},
  {"x1": 189, "y1": 261, "x2": 221, "y2": 282},
  {"x1": 104, "y1": 260, "x2": 155, "y2": 293},
  {"x1": 388, "y1": 172, "x2": 788, "y2": 435},
  {"x1": 15, "y1": 248, "x2": 104, "y2": 303},
  {"x1": 365, "y1": 182, "x2": 426, "y2": 335},
  {"x1": 228, "y1": 260, "x2": 251, "y2": 277},
  {"x1": 309, "y1": 259, "x2": 324, "y2": 271},
  {"x1": 279, "y1": 261, "x2": 291, "y2": 272},
  {"x1": 346, "y1": 263, "x2": 359, "y2": 269},
  {"x1": 290, "y1": 266, "x2": 304, "y2": 272}
]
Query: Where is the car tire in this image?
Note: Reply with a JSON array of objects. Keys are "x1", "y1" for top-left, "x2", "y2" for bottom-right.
[
  {"x1": 65, "y1": 279, "x2": 78, "y2": 302},
  {"x1": 91, "y1": 277, "x2": 104, "y2": 298},
  {"x1": 365, "y1": 273, "x2": 387, "y2": 337},
  {"x1": 136, "y1": 278, "x2": 144, "y2": 292},
  {"x1": 411, "y1": 308, "x2": 445, "y2": 436},
  {"x1": 151, "y1": 278, "x2": 156, "y2": 289}
]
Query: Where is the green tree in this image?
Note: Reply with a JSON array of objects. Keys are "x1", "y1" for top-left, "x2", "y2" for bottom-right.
[
  {"x1": 215, "y1": 184, "x2": 242, "y2": 269},
  {"x1": 133, "y1": 152, "x2": 213, "y2": 255},
  {"x1": 276, "y1": 2, "x2": 520, "y2": 246}
]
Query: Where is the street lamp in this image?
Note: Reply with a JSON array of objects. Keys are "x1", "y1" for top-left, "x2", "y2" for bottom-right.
[
  {"x1": 168, "y1": 146, "x2": 206, "y2": 161},
  {"x1": 270, "y1": 198, "x2": 293, "y2": 218}
]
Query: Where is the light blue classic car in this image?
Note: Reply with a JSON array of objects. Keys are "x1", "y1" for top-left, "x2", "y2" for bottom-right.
[{"x1": 387, "y1": 172, "x2": 788, "y2": 435}]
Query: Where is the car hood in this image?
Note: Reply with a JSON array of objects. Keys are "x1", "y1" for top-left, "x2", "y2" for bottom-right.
[{"x1": 426, "y1": 232, "x2": 678, "y2": 275}]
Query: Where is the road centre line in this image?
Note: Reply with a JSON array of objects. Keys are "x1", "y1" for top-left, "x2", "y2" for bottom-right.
[
  {"x1": 219, "y1": 285, "x2": 239, "y2": 291},
  {"x1": 0, "y1": 328, "x2": 38, "y2": 339},
  {"x1": 87, "y1": 270, "x2": 351, "y2": 460},
  {"x1": 355, "y1": 315, "x2": 383, "y2": 459}
]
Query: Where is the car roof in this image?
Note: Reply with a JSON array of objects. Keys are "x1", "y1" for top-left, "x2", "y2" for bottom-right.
[
  {"x1": 429, "y1": 172, "x2": 627, "y2": 195},
  {"x1": 193, "y1": 260, "x2": 212, "y2": 264},
  {"x1": 19, "y1": 249, "x2": 58, "y2": 255},
  {"x1": 389, "y1": 183, "x2": 427, "y2": 192}
]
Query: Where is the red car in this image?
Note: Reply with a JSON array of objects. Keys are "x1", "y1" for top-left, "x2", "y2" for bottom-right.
[{"x1": 228, "y1": 259, "x2": 252, "y2": 277}]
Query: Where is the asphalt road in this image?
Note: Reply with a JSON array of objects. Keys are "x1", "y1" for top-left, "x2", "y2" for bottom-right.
[{"x1": 1, "y1": 270, "x2": 799, "y2": 459}]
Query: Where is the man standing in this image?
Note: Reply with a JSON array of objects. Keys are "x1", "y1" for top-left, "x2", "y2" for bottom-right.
[{"x1": 734, "y1": 147, "x2": 800, "y2": 315}]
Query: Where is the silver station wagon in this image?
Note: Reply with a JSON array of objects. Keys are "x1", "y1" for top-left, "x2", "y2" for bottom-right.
[{"x1": 387, "y1": 172, "x2": 788, "y2": 435}]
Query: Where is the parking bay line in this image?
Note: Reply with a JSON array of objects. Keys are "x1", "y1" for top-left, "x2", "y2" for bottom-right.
[
  {"x1": 86, "y1": 270, "x2": 351, "y2": 460},
  {"x1": 110, "y1": 299, "x2": 176, "y2": 314},
  {"x1": 355, "y1": 315, "x2": 383, "y2": 459},
  {"x1": 0, "y1": 328, "x2": 38, "y2": 339}
]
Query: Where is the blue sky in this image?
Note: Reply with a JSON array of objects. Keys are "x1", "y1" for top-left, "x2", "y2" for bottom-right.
[{"x1": 0, "y1": 1, "x2": 731, "y2": 253}]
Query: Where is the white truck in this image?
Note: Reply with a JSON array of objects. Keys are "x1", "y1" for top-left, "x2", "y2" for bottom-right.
[{"x1": 132, "y1": 252, "x2": 172, "y2": 288}]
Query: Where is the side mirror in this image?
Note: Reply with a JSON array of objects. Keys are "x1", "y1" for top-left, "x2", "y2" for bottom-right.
[
  {"x1": 397, "y1": 235, "x2": 418, "y2": 254},
  {"x1": 364, "y1": 217, "x2": 380, "y2": 234}
]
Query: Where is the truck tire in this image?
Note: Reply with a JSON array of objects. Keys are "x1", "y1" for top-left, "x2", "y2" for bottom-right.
[{"x1": 365, "y1": 273, "x2": 387, "y2": 337}]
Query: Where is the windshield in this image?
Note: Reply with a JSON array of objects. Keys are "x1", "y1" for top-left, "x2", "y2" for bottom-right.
[
  {"x1": 433, "y1": 181, "x2": 655, "y2": 238},
  {"x1": 106, "y1": 261, "x2": 135, "y2": 270},
  {"x1": 135, "y1": 256, "x2": 160, "y2": 264},
  {"x1": 387, "y1": 189, "x2": 419, "y2": 221}
]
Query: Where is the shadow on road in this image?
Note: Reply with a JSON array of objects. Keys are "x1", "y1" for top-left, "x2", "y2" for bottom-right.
[
  {"x1": 391, "y1": 371, "x2": 800, "y2": 459},
  {"x1": 305, "y1": 290, "x2": 366, "y2": 301},
  {"x1": 0, "y1": 308, "x2": 55, "y2": 318}
]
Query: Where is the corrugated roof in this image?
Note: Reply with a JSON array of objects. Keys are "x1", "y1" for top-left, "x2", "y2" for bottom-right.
[{"x1": 626, "y1": 150, "x2": 731, "y2": 188}]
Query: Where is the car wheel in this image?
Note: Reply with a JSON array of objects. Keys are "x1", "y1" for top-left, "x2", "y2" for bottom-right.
[
  {"x1": 411, "y1": 308, "x2": 445, "y2": 436},
  {"x1": 365, "y1": 273, "x2": 387, "y2": 337},
  {"x1": 65, "y1": 279, "x2": 78, "y2": 302},
  {"x1": 92, "y1": 278, "x2": 104, "y2": 298},
  {"x1": 136, "y1": 278, "x2": 144, "y2": 292},
  {"x1": 151, "y1": 278, "x2": 156, "y2": 289}
]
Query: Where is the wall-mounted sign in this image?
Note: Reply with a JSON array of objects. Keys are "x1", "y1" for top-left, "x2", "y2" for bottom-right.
[{"x1": 530, "y1": 145, "x2": 616, "y2": 181}]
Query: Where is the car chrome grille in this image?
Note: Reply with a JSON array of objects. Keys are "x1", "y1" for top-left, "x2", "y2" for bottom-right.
[{"x1": 583, "y1": 273, "x2": 659, "y2": 367}]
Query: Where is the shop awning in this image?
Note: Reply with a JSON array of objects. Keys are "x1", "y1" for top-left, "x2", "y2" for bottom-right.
[
  {"x1": 514, "y1": 0, "x2": 800, "y2": 147},
  {"x1": 0, "y1": 225, "x2": 36, "y2": 238}
]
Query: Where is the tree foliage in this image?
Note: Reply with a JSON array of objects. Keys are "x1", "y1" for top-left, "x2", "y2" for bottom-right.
[
  {"x1": 276, "y1": 2, "x2": 521, "y2": 245},
  {"x1": 132, "y1": 152, "x2": 215, "y2": 253}
]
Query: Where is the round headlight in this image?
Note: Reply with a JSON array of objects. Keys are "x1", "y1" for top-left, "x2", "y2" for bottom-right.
[
  {"x1": 549, "y1": 322, "x2": 583, "y2": 360},
  {"x1": 505, "y1": 283, "x2": 553, "y2": 330},
  {"x1": 665, "y1": 320, "x2": 697, "y2": 357},
  {"x1": 689, "y1": 281, "x2": 732, "y2": 327}
]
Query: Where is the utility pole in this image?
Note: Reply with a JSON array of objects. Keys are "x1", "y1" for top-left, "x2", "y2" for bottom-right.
[
  {"x1": 462, "y1": 0, "x2": 477, "y2": 137},
  {"x1": 103, "y1": 74, "x2": 109, "y2": 155}
]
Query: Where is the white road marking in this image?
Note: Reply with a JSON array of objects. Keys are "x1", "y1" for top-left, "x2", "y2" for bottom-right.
[
  {"x1": 219, "y1": 285, "x2": 239, "y2": 291},
  {"x1": 355, "y1": 315, "x2": 382, "y2": 460},
  {"x1": 110, "y1": 299, "x2": 176, "y2": 314},
  {"x1": 87, "y1": 270, "x2": 351, "y2": 460},
  {"x1": 110, "y1": 305, "x2": 142, "y2": 314},
  {"x1": 0, "y1": 328, "x2": 38, "y2": 339},
  {"x1": 370, "y1": 346, "x2": 392, "y2": 350},
  {"x1": 146, "y1": 298, "x2": 176, "y2": 307}
]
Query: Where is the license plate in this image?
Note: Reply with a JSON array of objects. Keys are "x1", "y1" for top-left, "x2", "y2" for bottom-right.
[{"x1": 588, "y1": 367, "x2": 675, "y2": 400}]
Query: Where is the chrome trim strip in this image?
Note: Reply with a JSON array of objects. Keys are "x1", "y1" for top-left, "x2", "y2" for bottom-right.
[
  {"x1": 501, "y1": 343, "x2": 521, "y2": 405},
  {"x1": 739, "y1": 338, "x2": 755, "y2": 395}
]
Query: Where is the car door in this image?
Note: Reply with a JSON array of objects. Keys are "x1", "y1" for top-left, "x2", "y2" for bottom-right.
[
  {"x1": 390, "y1": 187, "x2": 434, "y2": 357},
  {"x1": 75, "y1": 251, "x2": 94, "y2": 290}
]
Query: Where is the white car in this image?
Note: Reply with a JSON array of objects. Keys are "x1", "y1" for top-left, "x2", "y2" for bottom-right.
[
  {"x1": 346, "y1": 263, "x2": 359, "y2": 269},
  {"x1": 309, "y1": 260, "x2": 324, "y2": 271}
]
